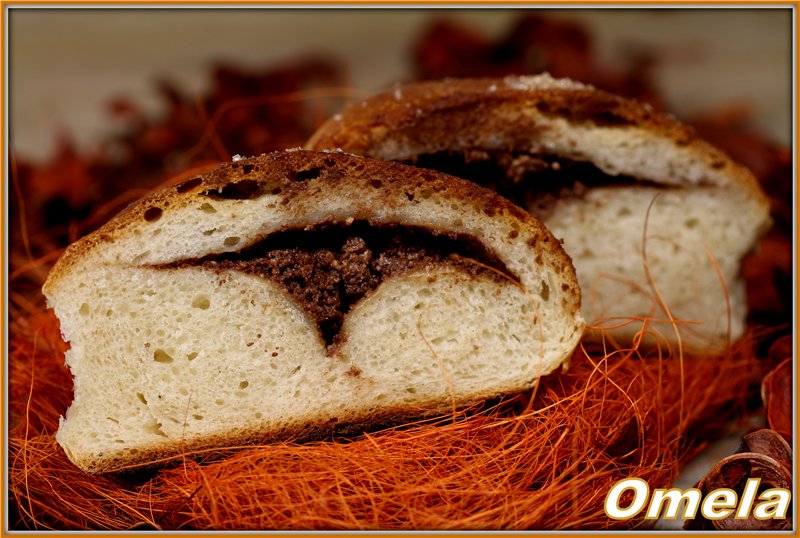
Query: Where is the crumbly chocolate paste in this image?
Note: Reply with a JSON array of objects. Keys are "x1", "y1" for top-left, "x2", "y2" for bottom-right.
[
  {"x1": 171, "y1": 223, "x2": 514, "y2": 351},
  {"x1": 406, "y1": 151, "x2": 662, "y2": 220}
]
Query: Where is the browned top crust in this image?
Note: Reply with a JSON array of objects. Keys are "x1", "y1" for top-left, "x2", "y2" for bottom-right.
[
  {"x1": 44, "y1": 150, "x2": 579, "y2": 318},
  {"x1": 305, "y1": 74, "x2": 768, "y2": 205},
  {"x1": 308, "y1": 75, "x2": 695, "y2": 149}
]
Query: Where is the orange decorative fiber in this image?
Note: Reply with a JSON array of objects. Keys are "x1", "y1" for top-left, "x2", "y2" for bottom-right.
[
  {"x1": 7, "y1": 31, "x2": 789, "y2": 527},
  {"x1": 9, "y1": 296, "x2": 766, "y2": 529},
  {"x1": 6, "y1": 119, "x2": 776, "y2": 530}
]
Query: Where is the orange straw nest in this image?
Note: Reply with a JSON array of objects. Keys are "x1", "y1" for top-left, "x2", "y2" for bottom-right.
[
  {"x1": 8, "y1": 296, "x2": 768, "y2": 530},
  {"x1": 6, "y1": 72, "x2": 787, "y2": 530}
]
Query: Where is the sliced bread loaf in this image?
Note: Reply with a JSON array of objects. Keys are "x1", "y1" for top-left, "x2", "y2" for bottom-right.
[{"x1": 43, "y1": 149, "x2": 584, "y2": 473}]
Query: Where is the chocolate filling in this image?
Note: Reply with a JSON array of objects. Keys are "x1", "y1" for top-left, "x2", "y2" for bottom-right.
[
  {"x1": 167, "y1": 222, "x2": 515, "y2": 351},
  {"x1": 406, "y1": 151, "x2": 664, "y2": 220}
]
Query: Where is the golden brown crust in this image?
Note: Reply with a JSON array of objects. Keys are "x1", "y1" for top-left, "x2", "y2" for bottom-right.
[
  {"x1": 305, "y1": 75, "x2": 768, "y2": 206},
  {"x1": 45, "y1": 150, "x2": 572, "y2": 298},
  {"x1": 308, "y1": 76, "x2": 696, "y2": 149}
]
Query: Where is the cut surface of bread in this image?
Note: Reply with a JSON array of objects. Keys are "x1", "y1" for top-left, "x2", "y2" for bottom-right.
[
  {"x1": 307, "y1": 74, "x2": 772, "y2": 350},
  {"x1": 43, "y1": 150, "x2": 584, "y2": 473}
]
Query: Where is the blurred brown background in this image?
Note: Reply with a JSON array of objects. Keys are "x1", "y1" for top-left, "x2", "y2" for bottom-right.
[{"x1": 10, "y1": 8, "x2": 792, "y2": 162}]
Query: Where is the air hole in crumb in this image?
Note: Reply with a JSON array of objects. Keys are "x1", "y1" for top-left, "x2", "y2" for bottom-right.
[
  {"x1": 239, "y1": 380, "x2": 249, "y2": 389},
  {"x1": 215, "y1": 399, "x2": 225, "y2": 406},
  {"x1": 295, "y1": 166, "x2": 323, "y2": 181},
  {"x1": 137, "y1": 392, "x2": 148, "y2": 405},
  {"x1": 224, "y1": 236, "x2": 240, "y2": 247},
  {"x1": 369, "y1": 179, "x2": 383, "y2": 189},
  {"x1": 106, "y1": 417, "x2": 120, "y2": 424},
  {"x1": 144, "y1": 421, "x2": 168, "y2": 437},
  {"x1": 685, "y1": 218, "x2": 699, "y2": 229},
  {"x1": 144, "y1": 207, "x2": 163, "y2": 222},
  {"x1": 205, "y1": 179, "x2": 265, "y2": 200},
  {"x1": 176, "y1": 177, "x2": 203, "y2": 193},
  {"x1": 406, "y1": 387, "x2": 417, "y2": 393},
  {"x1": 193, "y1": 414, "x2": 204, "y2": 420},
  {"x1": 540, "y1": 280, "x2": 550, "y2": 301},
  {"x1": 617, "y1": 207, "x2": 632, "y2": 217},
  {"x1": 202, "y1": 228, "x2": 216, "y2": 236},
  {"x1": 79, "y1": 303, "x2": 90, "y2": 316},
  {"x1": 255, "y1": 412, "x2": 263, "y2": 419},
  {"x1": 199, "y1": 203, "x2": 217, "y2": 214},
  {"x1": 187, "y1": 352, "x2": 199, "y2": 361},
  {"x1": 153, "y1": 349, "x2": 174, "y2": 363},
  {"x1": 192, "y1": 296, "x2": 210, "y2": 309}
]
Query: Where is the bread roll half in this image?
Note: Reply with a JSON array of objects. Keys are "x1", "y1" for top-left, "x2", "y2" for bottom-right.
[
  {"x1": 308, "y1": 74, "x2": 772, "y2": 350},
  {"x1": 43, "y1": 150, "x2": 584, "y2": 473}
]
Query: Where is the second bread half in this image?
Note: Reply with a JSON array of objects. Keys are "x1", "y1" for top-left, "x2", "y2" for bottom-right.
[{"x1": 308, "y1": 74, "x2": 772, "y2": 350}]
